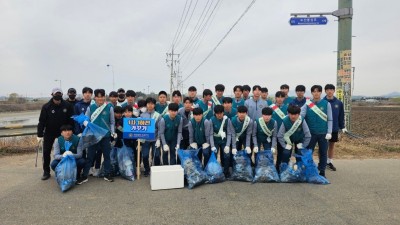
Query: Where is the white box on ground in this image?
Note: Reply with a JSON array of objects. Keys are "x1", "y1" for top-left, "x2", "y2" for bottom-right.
[{"x1": 150, "y1": 165, "x2": 184, "y2": 190}]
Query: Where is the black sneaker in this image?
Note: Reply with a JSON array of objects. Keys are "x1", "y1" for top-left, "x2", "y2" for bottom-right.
[
  {"x1": 144, "y1": 171, "x2": 150, "y2": 177},
  {"x1": 319, "y1": 171, "x2": 326, "y2": 178},
  {"x1": 76, "y1": 176, "x2": 88, "y2": 185},
  {"x1": 41, "y1": 172, "x2": 51, "y2": 180},
  {"x1": 327, "y1": 163, "x2": 337, "y2": 171},
  {"x1": 104, "y1": 175, "x2": 114, "y2": 182}
]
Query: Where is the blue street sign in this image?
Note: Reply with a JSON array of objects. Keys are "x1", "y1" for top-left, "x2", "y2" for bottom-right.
[
  {"x1": 123, "y1": 118, "x2": 155, "y2": 140},
  {"x1": 289, "y1": 16, "x2": 328, "y2": 26}
]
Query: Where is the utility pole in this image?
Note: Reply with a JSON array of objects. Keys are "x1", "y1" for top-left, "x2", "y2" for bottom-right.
[
  {"x1": 336, "y1": 0, "x2": 353, "y2": 130},
  {"x1": 290, "y1": 0, "x2": 353, "y2": 130},
  {"x1": 106, "y1": 64, "x2": 115, "y2": 91},
  {"x1": 166, "y1": 47, "x2": 180, "y2": 101}
]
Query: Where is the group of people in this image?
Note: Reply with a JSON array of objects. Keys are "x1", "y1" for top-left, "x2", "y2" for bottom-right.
[{"x1": 37, "y1": 83, "x2": 345, "y2": 186}]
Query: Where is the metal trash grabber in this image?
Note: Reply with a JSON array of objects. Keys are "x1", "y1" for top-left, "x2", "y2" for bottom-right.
[{"x1": 35, "y1": 139, "x2": 43, "y2": 167}]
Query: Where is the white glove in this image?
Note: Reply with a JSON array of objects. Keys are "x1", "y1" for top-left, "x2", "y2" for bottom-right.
[
  {"x1": 175, "y1": 144, "x2": 180, "y2": 150},
  {"x1": 285, "y1": 144, "x2": 292, "y2": 150},
  {"x1": 232, "y1": 148, "x2": 237, "y2": 155},
  {"x1": 163, "y1": 144, "x2": 169, "y2": 152},
  {"x1": 133, "y1": 111, "x2": 139, "y2": 117},
  {"x1": 190, "y1": 143, "x2": 198, "y2": 149},
  {"x1": 211, "y1": 147, "x2": 217, "y2": 153},
  {"x1": 155, "y1": 139, "x2": 161, "y2": 148},
  {"x1": 325, "y1": 133, "x2": 332, "y2": 140},
  {"x1": 271, "y1": 147, "x2": 276, "y2": 154},
  {"x1": 296, "y1": 143, "x2": 303, "y2": 149},
  {"x1": 63, "y1": 151, "x2": 73, "y2": 157},
  {"x1": 77, "y1": 133, "x2": 82, "y2": 137},
  {"x1": 202, "y1": 143, "x2": 210, "y2": 149},
  {"x1": 36, "y1": 137, "x2": 43, "y2": 143},
  {"x1": 111, "y1": 133, "x2": 117, "y2": 139},
  {"x1": 342, "y1": 128, "x2": 348, "y2": 133},
  {"x1": 83, "y1": 120, "x2": 89, "y2": 127},
  {"x1": 253, "y1": 147, "x2": 259, "y2": 153},
  {"x1": 224, "y1": 146, "x2": 230, "y2": 154},
  {"x1": 245, "y1": 147, "x2": 251, "y2": 154}
]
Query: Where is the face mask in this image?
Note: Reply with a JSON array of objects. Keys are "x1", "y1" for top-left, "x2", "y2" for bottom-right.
[
  {"x1": 140, "y1": 107, "x2": 147, "y2": 113},
  {"x1": 53, "y1": 95, "x2": 63, "y2": 101},
  {"x1": 118, "y1": 94, "x2": 125, "y2": 99},
  {"x1": 68, "y1": 94, "x2": 76, "y2": 100}
]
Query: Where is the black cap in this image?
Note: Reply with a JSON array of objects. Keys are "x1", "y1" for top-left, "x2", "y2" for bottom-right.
[{"x1": 68, "y1": 88, "x2": 76, "y2": 94}]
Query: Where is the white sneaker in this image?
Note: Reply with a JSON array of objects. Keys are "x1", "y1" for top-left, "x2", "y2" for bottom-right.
[
  {"x1": 88, "y1": 167, "x2": 94, "y2": 176},
  {"x1": 93, "y1": 168, "x2": 100, "y2": 177}
]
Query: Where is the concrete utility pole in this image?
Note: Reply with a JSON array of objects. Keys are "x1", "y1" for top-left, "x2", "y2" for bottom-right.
[
  {"x1": 106, "y1": 64, "x2": 115, "y2": 91},
  {"x1": 290, "y1": 0, "x2": 353, "y2": 130},
  {"x1": 335, "y1": 0, "x2": 353, "y2": 130},
  {"x1": 166, "y1": 47, "x2": 180, "y2": 101}
]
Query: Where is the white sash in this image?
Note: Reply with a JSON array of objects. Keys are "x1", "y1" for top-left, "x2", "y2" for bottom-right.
[
  {"x1": 270, "y1": 104, "x2": 286, "y2": 120},
  {"x1": 211, "y1": 95, "x2": 221, "y2": 105},
  {"x1": 214, "y1": 116, "x2": 227, "y2": 140},
  {"x1": 161, "y1": 104, "x2": 169, "y2": 116},
  {"x1": 90, "y1": 103, "x2": 107, "y2": 122},
  {"x1": 258, "y1": 118, "x2": 273, "y2": 137},
  {"x1": 284, "y1": 116, "x2": 302, "y2": 145},
  {"x1": 203, "y1": 101, "x2": 212, "y2": 117},
  {"x1": 306, "y1": 100, "x2": 327, "y2": 121},
  {"x1": 152, "y1": 111, "x2": 160, "y2": 121},
  {"x1": 236, "y1": 116, "x2": 250, "y2": 141}
]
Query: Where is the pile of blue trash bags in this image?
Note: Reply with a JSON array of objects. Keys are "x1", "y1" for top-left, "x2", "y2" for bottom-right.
[{"x1": 177, "y1": 148, "x2": 329, "y2": 189}]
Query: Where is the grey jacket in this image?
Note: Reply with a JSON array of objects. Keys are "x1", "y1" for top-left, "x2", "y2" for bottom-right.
[
  {"x1": 277, "y1": 120, "x2": 312, "y2": 148},
  {"x1": 244, "y1": 97, "x2": 268, "y2": 121},
  {"x1": 252, "y1": 120, "x2": 278, "y2": 149}
]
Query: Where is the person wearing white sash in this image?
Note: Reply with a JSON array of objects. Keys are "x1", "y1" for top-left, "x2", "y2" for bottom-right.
[
  {"x1": 222, "y1": 97, "x2": 237, "y2": 119},
  {"x1": 178, "y1": 97, "x2": 194, "y2": 150},
  {"x1": 155, "y1": 91, "x2": 169, "y2": 115},
  {"x1": 140, "y1": 97, "x2": 162, "y2": 177},
  {"x1": 252, "y1": 107, "x2": 278, "y2": 155},
  {"x1": 270, "y1": 91, "x2": 288, "y2": 171},
  {"x1": 300, "y1": 85, "x2": 333, "y2": 178},
  {"x1": 198, "y1": 89, "x2": 214, "y2": 120},
  {"x1": 209, "y1": 105, "x2": 234, "y2": 178},
  {"x1": 121, "y1": 90, "x2": 139, "y2": 117},
  {"x1": 213, "y1": 84, "x2": 225, "y2": 105},
  {"x1": 277, "y1": 105, "x2": 311, "y2": 171},
  {"x1": 231, "y1": 106, "x2": 253, "y2": 161},
  {"x1": 77, "y1": 89, "x2": 116, "y2": 184}
]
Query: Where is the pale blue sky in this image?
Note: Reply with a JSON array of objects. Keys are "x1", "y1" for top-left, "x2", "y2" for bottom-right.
[{"x1": 0, "y1": 0, "x2": 399, "y2": 97}]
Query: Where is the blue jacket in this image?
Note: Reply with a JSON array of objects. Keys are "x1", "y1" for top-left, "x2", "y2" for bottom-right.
[
  {"x1": 290, "y1": 97, "x2": 306, "y2": 108},
  {"x1": 324, "y1": 96, "x2": 345, "y2": 132}
]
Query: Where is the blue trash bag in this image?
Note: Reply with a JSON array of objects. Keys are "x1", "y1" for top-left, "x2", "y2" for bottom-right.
[
  {"x1": 117, "y1": 143, "x2": 135, "y2": 181},
  {"x1": 55, "y1": 155, "x2": 77, "y2": 192},
  {"x1": 232, "y1": 150, "x2": 254, "y2": 182},
  {"x1": 253, "y1": 150, "x2": 280, "y2": 183},
  {"x1": 178, "y1": 149, "x2": 208, "y2": 189},
  {"x1": 279, "y1": 162, "x2": 302, "y2": 183},
  {"x1": 204, "y1": 152, "x2": 225, "y2": 184},
  {"x1": 72, "y1": 114, "x2": 109, "y2": 149},
  {"x1": 295, "y1": 149, "x2": 330, "y2": 185},
  {"x1": 110, "y1": 147, "x2": 119, "y2": 176}
]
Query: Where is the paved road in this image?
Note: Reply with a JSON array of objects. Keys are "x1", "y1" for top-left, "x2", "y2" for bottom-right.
[{"x1": 0, "y1": 154, "x2": 399, "y2": 225}]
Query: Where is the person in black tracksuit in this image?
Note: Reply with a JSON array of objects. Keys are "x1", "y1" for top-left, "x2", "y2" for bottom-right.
[{"x1": 37, "y1": 88, "x2": 74, "y2": 180}]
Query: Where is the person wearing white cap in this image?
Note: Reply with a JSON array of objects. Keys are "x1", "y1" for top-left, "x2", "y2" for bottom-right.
[{"x1": 37, "y1": 87, "x2": 75, "y2": 180}]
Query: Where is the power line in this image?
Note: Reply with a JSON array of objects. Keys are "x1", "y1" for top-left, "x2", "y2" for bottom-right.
[
  {"x1": 179, "y1": 0, "x2": 212, "y2": 54},
  {"x1": 172, "y1": 0, "x2": 193, "y2": 49},
  {"x1": 181, "y1": 0, "x2": 222, "y2": 70},
  {"x1": 169, "y1": 0, "x2": 189, "y2": 51},
  {"x1": 182, "y1": 0, "x2": 257, "y2": 83},
  {"x1": 174, "y1": 0, "x2": 199, "y2": 49}
]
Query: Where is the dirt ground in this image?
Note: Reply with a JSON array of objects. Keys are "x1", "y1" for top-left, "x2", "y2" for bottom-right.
[{"x1": 1, "y1": 106, "x2": 399, "y2": 159}]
